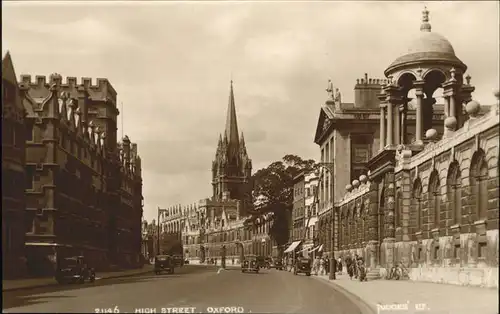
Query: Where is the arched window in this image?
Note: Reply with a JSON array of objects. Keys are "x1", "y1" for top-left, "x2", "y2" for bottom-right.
[
  {"x1": 428, "y1": 170, "x2": 441, "y2": 229},
  {"x1": 352, "y1": 205, "x2": 357, "y2": 245},
  {"x1": 412, "y1": 178, "x2": 423, "y2": 233},
  {"x1": 447, "y1": 162, "x2": 462, "y2": 225},
  {"x1": 470, "y1": 150, "x2": 489, "y2": 220}
]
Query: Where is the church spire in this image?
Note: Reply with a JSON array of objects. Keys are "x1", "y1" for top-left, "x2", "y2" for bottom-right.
[{"x1": 225, "y1": 80, "x2": 240, "y2": 149}]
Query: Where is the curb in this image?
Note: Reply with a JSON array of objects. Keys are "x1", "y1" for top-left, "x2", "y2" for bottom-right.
[
  {"x1": 2, "y1": 268, "x2": 154, "y2": 293},
  {"x1": 313, "y1": 276, "x2": 377, "y2": 314}
]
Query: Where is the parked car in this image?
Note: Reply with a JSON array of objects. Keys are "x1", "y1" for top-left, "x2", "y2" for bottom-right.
[
  {"x1": 241, "y1": 255, "x2": 259, "y2": 273},
  {"x1": 184, "y1": 259, "x2": 190, "y2": 265},
  {"x1": 55, "y1": 256, "x2": 96, "y2": 284},
  {"x1": 155, "y1": 255, "x2": 174, "y2": 275},
  {"x1": 294, "y1": 257, "x2": 312, "y2": 276}
]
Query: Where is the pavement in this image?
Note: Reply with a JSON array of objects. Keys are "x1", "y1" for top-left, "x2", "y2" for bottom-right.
[
  {"x1": 313, "y1": 272, "x2": 499, "y2": 314},
  {"x1": 2, "y1": 265, "x2": 155, "y2": 292},
  {"x1": 3, "y1": 265, "x2": 370, "y2": 314}
]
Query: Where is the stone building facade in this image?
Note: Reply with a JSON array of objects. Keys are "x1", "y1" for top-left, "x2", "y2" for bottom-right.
[
  {"x1": 303, "y1": 170, "x2": 319, "y2": 257},
  {"x1": 19, "y1": 72, "x2": 143, "y2": 275},
  {"x1": 314, "y1": 7, "x2": 499, "y2": 288},
  {"x1": 292, "y1": 172, "x2": 306, "y2": 242},
  {"x1": 2, "y1": 52, "x2": 28, "y2": 278}
]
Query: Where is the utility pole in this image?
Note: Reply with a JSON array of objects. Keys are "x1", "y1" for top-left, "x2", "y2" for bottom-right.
[
  {"x1": 318, "y1": 162, "x2": 336, "y2": 280},
  {"x1": 157, "y1": 207, "x2": 167, "y2": 256}
]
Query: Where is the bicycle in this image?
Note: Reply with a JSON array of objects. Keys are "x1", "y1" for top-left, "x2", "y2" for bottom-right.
[{"x1": 386, "y1": 261, "x2": 409, "y2": 280}]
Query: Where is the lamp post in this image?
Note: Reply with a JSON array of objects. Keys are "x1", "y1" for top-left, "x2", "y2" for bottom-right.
[
  {"x1": 157, "y1": 207, "x2": 167, "y2": 256},
  {"x1": 318, "y1": 162, "x2": 336, "y2": 280}
]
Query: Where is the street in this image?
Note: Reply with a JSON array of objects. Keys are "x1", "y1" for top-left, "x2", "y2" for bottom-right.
[{"x1": 3, "y1": 265, "x2": 368, "y2": 314}]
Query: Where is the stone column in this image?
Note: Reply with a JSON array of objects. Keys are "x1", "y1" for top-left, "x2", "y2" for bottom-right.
[
  {"x1": 415, "y1": 88, "x2": 424, "y2": 145},
  {"x1": 444, "y1": 96, "x2": 450, "y2": 117},
  {"x1": 380, "y1": 105, "x2": 386, "y2": 150},
  {"x1": 387, "y1": 103, "x2": 394, "y2": 146},
  {"x1": 394, "y1": 103, "x2": 401, "y2": 145},
  {"x1": 401, "y1": 103, "x2": 408, "y2": 144}
]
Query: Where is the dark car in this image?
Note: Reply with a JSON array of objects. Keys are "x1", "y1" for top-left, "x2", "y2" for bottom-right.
[
  {"x1": 241, "y1": 255, "x2": 259, "y2": 273},
  {"x1": 294, "y1": 257, "x2": 312, "y2": 276},
  {"x1": 173, "y1": 255, "x2": 184, "y2": 267},
  {"x1": 184, "y1": 259, "x2": 190, "y2": 265},
  {"x1": 155, "y1": 255, "x2": 174, "y2": 275},
  {"x1": 55, "y1": 256, "x2": 96, "y2": 284},
  {"x1": 273, "y1": 259, "x2": 284, "y2": 270}
]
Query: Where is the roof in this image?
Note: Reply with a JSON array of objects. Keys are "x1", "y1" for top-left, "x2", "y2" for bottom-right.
[{"x1": 385, "y1": 7, "x2": 466, "y2": 75}]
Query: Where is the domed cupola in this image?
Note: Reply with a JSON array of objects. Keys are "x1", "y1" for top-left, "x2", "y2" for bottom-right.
[{"x1": 384, "y1": 7, "x2": 467, "y2": 77}]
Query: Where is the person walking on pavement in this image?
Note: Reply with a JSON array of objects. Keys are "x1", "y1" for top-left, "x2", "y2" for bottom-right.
[
  {"x1": 337, "y1": 257, "x2": 343, "y2": 274},
  {"x1": 319, "y1": 256, "x2": 325, "y2": 276},
  {"x1": 313, "y1": 257, "x2": 320, "y2": 275}
]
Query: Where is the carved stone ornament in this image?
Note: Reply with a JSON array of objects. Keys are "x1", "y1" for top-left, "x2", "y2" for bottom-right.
[{"x1": 322, "y1": 118, "x2": 330, "y2": 132}]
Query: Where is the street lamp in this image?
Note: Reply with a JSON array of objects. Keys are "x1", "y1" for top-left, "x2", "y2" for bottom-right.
[
  {"x1": 318, "y1": 162, "x2": 336, "y2": 280},
  {"x1": 157, "y1": 207, "x2": 167, "y2": 256}
]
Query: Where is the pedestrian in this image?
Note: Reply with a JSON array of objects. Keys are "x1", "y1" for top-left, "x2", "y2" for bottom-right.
[
  {"x1": 324, "y1": 257, "x2": 330, "y2": 275},
  {"x1": 337, "y1": 257, "x2": 343, "y2": 274},
  {"x1": 313, "y1": 257, "x2": 319, "y2": 275},
  {"x1": 319, "y1": 257, "x2": 325, "y2": 276},
  {"x1": 346, "y1": 256, "x2": 354, "y2": 280}
]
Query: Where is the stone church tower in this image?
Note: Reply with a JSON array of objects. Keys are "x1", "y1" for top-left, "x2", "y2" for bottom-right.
[{"x1": 211, "y1": 81, "x2": 252, "y2": 215}]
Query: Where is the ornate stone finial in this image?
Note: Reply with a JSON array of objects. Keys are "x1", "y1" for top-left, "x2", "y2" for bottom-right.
[
  {"x1": 444, "y1": 116, "x2": 457, "y2": 131},
  {"x1": 420, "y1": 6, "x2": 431, "y2": 32},
  {"x1": 466, "y1": 100, "x2": 481, "y2": 118},
  {"x1": 326, "y1": 79, "x2": 334, "y2": 100},
  {"x1": 352, "y1": 180, "x2": 360, "y2": 189},
  {"x1": 60, "y1": 91, "x2": 69, "y2": 101},
  {"x1": 465, "y1": 74, "x2": 471, "y2": 85},
  {"x1": 449, "y1": 68, "x2": 457, "y2": 82},
  {"x1": 346, "y1": 184, "x2": 353, "y2": 192},
  {"x1": 425, "y1": 129, "x2": 438, "y2": 140},
  {"x1": 359, "y1": 175, "x2": 368, "y2": 184}
]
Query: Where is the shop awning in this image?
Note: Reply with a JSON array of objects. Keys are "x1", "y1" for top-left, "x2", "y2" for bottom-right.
[
  {"x1": 309, "y1": 246, "x2": 320, "y2": 253},
  {"x1": 284, "y1": 241, "x2": 301, "y2": 253},
  {"x1": 317, "y1": 244, "x2": 324, "y2": 252}
]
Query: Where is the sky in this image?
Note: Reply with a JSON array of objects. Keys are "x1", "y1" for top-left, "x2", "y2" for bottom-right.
[{"x1": 3, "y1": 1, "x2": 499, "y2": 223}]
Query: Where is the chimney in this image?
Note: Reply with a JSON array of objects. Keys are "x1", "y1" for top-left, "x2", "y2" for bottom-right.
[
  {"x1": 354, "y1": 73, "x2": 384, "y2": 108},
  {"x1": 123, "y1": 135, "x2": 131, "y2": 164}
]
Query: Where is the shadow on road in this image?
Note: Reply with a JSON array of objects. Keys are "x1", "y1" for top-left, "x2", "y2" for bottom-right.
[{"x1": 2, "y1": 265, "x2": 212, "y2": 310}]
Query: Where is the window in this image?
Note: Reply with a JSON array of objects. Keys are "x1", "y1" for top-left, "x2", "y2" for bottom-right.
[
  {"x1": 454, "y1": 244, "x2": 460, "y2": 259},
  {"x1": 447, "y1": 162, "x2": 462, "y2": 225},
  {"x1": 413, "y1": 179, "x2": 423, "y2": 232},
  {"x1": 26, "y1": 123, "x2": 34, "y2": 142},
  {"x1": 478, "y1": 242, "x2": 487, "y2": 258},
  {"x1": 428, "y1": 171, "x2": 440, "y2": 229},
  {"x1": 433, "y1": 246, "x2": 439, "y2": 260},
  {"x1": 26, "y1": 167, "x2": 35, "y2": 190},
  {"x1": 470, "y1": 151, "x2": 488, "y2": 221},
  {"x1": 353, "y1": 145, "x2": 370, "y2": 163}
]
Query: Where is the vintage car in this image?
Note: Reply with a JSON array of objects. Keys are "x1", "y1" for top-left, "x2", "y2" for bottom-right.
[
  {"x1": 294, "y1": 257, "x2": 312, "y2": 276},
  {"x1": 273, "y1": 259, "x2": 284, "y2": 270},
  {"x1": 173, "y1": 255, "x2": 184, "y2": 267},
  {"x1": 241, "y1": 255, "x2": 260, "y2": 273},
  {"x1": 155, "y1": 255, "x2": 174, "y2": 275},
  {"x1": 55, "y1": 256, "x2": 96, "y2": 284}
]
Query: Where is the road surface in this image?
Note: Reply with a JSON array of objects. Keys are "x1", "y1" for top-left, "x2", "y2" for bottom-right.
[{"x1": 3, "y1": 265, "x2": 368, "y2": 313}]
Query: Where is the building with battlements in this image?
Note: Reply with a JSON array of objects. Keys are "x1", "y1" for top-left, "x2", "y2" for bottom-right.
[
  {"x1": 2, "y1": 52, "x2": 28, "y2": 279},
  {"x1": 18, "y1": 71, "x2": 143, "y2": 275},
  {"x1": 313, "y1": 7, "x2": 499, "y2": 288}
]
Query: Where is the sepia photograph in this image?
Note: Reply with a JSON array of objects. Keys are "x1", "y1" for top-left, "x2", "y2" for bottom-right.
[{"x1": 2, "y1": 1, "x2": 499, "y2": 313}]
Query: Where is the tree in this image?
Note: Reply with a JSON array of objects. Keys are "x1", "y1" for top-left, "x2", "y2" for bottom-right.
[
  {"x1": 160, "y1": 232, "x2": 183, "y2": 255},
  {"x1": 247, "y1": 155, "x2": 317, "y2": 248}
]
